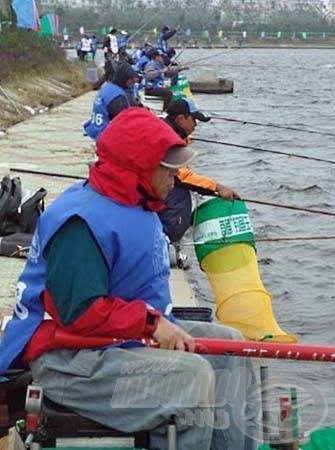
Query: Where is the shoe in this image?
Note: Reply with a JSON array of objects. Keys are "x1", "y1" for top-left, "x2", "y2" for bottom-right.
[{"x1": 176, "y1": 250, "x2": 190, "y2": 270}]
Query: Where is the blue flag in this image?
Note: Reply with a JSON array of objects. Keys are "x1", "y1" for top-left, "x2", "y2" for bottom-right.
[{"x1": 12, "y1": 0, "x2": 36, "y2": 29}]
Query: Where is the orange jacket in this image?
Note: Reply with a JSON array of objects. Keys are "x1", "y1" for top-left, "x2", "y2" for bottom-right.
[{"x1": 178, "y1": 166, "x2": 217, "y2": 192}]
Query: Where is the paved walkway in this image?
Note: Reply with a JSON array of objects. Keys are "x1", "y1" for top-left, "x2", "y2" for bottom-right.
[{"x1": 0, "y1": 91, "x2": 195, "y2": 327}]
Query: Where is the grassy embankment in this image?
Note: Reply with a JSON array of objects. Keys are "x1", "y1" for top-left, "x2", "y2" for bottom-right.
[{"x1": 0, "y1": 29, "x2": 91, "y2": 129}]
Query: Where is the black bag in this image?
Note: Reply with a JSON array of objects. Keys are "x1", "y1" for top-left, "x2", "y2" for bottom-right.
[
  {"x1": 0, "y1": 175, "x2": 47, "y2": 237},
  {"x1": 0, "y1": 232, "x2": 33, "y2": 258}
]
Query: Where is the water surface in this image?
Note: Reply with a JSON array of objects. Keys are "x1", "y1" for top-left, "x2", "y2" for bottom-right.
[{"x1": 182, "y1": 48, "x2": 335, "y2": 430}]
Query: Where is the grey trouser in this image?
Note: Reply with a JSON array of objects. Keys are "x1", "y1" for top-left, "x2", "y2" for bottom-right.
[{"x1": 30, "y1": 321, "x2": 258, "y2": 450}]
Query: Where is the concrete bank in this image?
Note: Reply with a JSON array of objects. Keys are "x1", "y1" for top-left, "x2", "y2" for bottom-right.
[{"x1": 0, "y1": 91, "x2": 195, "y2": 327}]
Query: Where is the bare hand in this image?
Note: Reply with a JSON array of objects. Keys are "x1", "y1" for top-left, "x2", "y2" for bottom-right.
[
  {"x1": 216, "y1": 184, "x2": 240, "y2": 200},
  {"x1": 153, "y1": 317, "x2": 195, "y2": 352}
]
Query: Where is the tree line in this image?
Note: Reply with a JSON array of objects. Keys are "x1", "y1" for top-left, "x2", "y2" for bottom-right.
[{"x1": 38, "y1": 0, "x2": 335, "y2": 35}]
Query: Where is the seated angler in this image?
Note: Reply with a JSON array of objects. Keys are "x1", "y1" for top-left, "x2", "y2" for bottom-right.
[
  {"x1": 0, "y1": 108, "x2": 257, "y2": 450},
  {"x1": 83, "y1": 62, "x2": 139, "y2": 141},
  {"x1": 159, "y1": 98, "x2": 240, "y2": 246},
  {"x1": 144, "y1": 48, "x2": 172, "y2": 111},
  {"x1": 136, "y1": 42, "x2": 153, "y2": 73},
  {"x1": 144, "y1": 49, "x2": 186, "y2": 111}
]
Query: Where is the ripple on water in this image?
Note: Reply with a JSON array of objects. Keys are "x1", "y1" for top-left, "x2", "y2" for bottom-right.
[{"x1": 184, "y1": 48, "x2": 335, "y2": 425}]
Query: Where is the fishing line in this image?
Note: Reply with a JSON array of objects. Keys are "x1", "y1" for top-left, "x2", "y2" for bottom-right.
[
  {"x1": 209, "y1": 115, "x2": 335, "y2": 138},
  {"x1": 193, "y1": 137, "x2": 335, "y2": 166}
]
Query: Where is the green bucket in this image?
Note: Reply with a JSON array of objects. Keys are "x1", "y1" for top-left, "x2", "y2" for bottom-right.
[
  {"x1": 192, "y1": 198, "x2": 255, "y2": 264},
  {"x1": 170, "y1": 74, "x2": 191, "y2": 100}
]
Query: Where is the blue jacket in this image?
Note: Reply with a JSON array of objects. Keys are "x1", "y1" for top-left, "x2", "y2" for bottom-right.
[
  {"x1": 83, "y1": 82, "x2": 129, "y2": 141},
  {"x1": 0, "y1": 182, "x2": 173, "y2": 374},
  {"x1": 156, "y1": 32, "x2": 168, "y2": 53},
  {"x1": 137, "y1": 54, "x2": 150, "y2": 72},
  {"x1": 145, "y1": 61, "x2": 165, "y2": 89},
  {"x1": 117, "y1": 34, "x2": 128, "y2": 50}
]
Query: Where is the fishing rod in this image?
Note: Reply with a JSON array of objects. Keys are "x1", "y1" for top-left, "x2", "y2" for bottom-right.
[
  {"x1": 209, "y1": 115, "x2": 335, "y2": 138},
  {"x1": 242, "y1": 197, "x2": 335, "y2": 217},
  {"x1": 54, "y1": 329, "x2": 335, "y2": 363},
  {"x1": 11, "y1": 167, "x2": 335, "y2": 217},
  {"x1": 193, "y1": 137, "x2": 335, "y2": 166},
  {"x1": 128, "y1": 12, "x2": 160, "y2": 42},
  {"x1": 181, "y1": 235, "x2": 335, "y2": 246},
  {"x1": 12, "y1": 166, "x2": 335, "y2": 217},
  {"x1": 174, "y1": 47, "x2": 186, "y2": 63},
  {"x1": 10, "y1": 167, "x2": 86, "y2": 180},
  {"x1": 191, "y1": 186, "x2": 335, "y2": 217},
  {"x1": 182, "y1": 48, "x2": 229, "y2": 66}
]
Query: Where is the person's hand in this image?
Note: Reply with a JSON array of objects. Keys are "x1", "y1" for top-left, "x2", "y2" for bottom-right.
[
  {"x1": 153, "y1": 317, "x2": 195, "y2": 352},
  {"x1": 216, "y1": 184, "x2": 240, "y2": 200}
]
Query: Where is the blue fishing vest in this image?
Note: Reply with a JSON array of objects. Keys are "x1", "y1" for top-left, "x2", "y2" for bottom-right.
[
  {"x1": 0, "y1": 182, "x2": 173, "y2": 374},
  {"x1": 156, "y1": 33, "x2": 168, "y2": 53},
  {"x1": 83, "y1": 82, "x2": 129, "y2": 141},
  {"x1": 117, "y1": 35, "x2": 128, "y2": 50},
  {"x1": 146, "y1": 61, "x2": 165, "y2": 89},
  {"x1": 137, "y1": 54, "x2": 150, "y2": 72}
]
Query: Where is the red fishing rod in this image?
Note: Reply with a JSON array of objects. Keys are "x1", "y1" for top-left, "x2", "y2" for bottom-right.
[{"x1": 54, "y1": 330, "x2": 335, "y2": 363}]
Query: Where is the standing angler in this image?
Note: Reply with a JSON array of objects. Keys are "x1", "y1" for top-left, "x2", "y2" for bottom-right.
[{"x1": 157, "y1": 25, "x2": 178, "y2": 55}]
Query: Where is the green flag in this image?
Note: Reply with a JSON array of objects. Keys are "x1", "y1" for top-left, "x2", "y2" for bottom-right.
[{"x1": 39, "y1": 15, "x2": 53, "y2": 36}]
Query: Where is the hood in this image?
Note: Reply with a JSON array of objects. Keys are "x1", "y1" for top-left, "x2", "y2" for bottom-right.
[
  {"x1": 89, "y1": 107, "x2": 186, "y2": 211},
  {"x1": 113, "y1": 62, "x2": 138, "y2": 89}
]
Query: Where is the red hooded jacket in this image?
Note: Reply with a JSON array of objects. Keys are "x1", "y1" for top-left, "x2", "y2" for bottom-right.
[{"x1": 24, "y1": 108, "x2": 186, "y2": 361}]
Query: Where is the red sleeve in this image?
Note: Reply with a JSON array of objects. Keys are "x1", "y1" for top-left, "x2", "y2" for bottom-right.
[{"x1": 44, "y1": 291, "x2": 161, "y2": 339}]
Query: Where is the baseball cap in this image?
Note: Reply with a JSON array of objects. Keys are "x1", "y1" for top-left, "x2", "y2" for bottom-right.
[
  {"x1": 160, "y1": 144, "x2": 197, "y2": 169},
  {"x1": 148, "y1": 48, "x2": 164, "y2": 59},
  {"x1": 167, "y1": 98, "x2": 211, "y2": 122}
]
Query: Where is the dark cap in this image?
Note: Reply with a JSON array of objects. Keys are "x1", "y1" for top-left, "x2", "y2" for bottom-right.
[
  {"x1": 148, "y1": 48, "x2": 164, "y2": 59},
  {"x1": 162, "y1": 25, "x2": 170, "y2": 32},
  {"x1": 167, "y1": 98, "x2": 211, "y2": 122},
  {"x1": 160, "y1": 144, "x2": 197, "y2": 169},
  {"x1": 113, "y1": 62, "x2": 139, "y2": 88},
  {"x1": 166, "y1": 47, "x2": 176, "y2": 57}
]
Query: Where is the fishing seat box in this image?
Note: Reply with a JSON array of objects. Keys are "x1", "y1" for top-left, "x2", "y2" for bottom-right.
[{"x1": 41, "y1": 397, "x2": 149, "y2": 447}]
